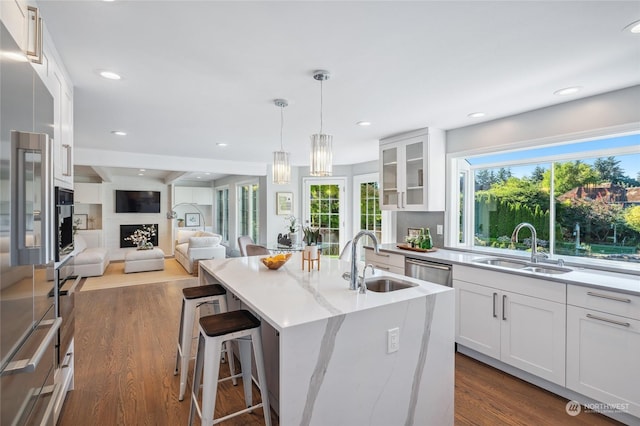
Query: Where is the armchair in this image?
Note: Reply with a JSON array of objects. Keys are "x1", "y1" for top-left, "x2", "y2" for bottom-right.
[{"x1": 174, "y1": 230, "x2": 225, "y2": 274}]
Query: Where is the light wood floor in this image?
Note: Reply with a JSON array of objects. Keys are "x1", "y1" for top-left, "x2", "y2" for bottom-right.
[{"x1": 59, "y1": 279, "x2": 622, "y2": 426}]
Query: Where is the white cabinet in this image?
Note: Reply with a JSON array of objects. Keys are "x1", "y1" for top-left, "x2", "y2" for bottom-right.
[
  {"x1": 364, "y1": 247, "x2": 405, "y2": 275},
  {"x1": 50, "y1": 66, "x2": 73, "y2": 187},
  {"x1": 454, "y1": 265, "x2": 566, "y2": 385},
  {"x1": 74, "y1": 183, "x2": 102, "y2": 205},
  {"x1": 566, "y1": 285, "x2": 640, "y2": 418},
  {"x1": 0, "y1": 0, "x2": 28, "y2": 50},
  {"x1": 175, "y1": 186, "x2": 213, "y2": 205},
  {"x1": 379, "y1": 128, "x2": 445, "y2": 211}
]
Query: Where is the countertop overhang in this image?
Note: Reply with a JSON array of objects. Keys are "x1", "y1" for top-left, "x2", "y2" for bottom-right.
[{"x1": 199, "y1": 256, "x2": 452, "y2": 332}]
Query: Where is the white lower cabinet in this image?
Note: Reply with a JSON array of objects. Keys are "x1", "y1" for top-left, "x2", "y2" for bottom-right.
[
  {"x1": 567, "y1": 285, "x2": 640, "y2": 418},
  {"x1": 454, "y1": 266, "x2": 566, "y2": 386},
  {"x1": 364, "y1": 248, "x2": 404, "y2": 275}
]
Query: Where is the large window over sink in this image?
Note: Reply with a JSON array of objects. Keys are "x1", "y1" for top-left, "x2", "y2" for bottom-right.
[{"x1": 453, "y1": 132, "x2": 640, "y2": 267}]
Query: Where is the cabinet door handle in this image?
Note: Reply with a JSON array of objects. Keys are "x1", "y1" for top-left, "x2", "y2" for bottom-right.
[
  {"x1": 492, "y1": 292, "x2": 497, "y2": 318},
  {"x1": 402, "y1": 192, "x2": 405, "y2": 208},
  {"x1": 62, "y1": 144, "x2": 72, "y2": 176},
  {"x1": 396, "y1": 192, "x2": 400, "y2": 209},
  {"x1": 376, "y1": 253, "x2": 390, "y2": 258},
  {"x1": 586, "y1": 291, "x2": 631, "y2": 303},
  {"x1": 502, "y1": 295, "x2": 507, "y2": 320},
  {"x1": 374, "y1": 264, "x2": 390, "y2": 271},
  {"x1": 586, "y1": 313, "x2": 630, "y2": 328}
]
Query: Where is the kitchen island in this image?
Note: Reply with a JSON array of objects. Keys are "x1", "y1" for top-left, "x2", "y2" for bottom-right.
[{"x1": 198, "y1": 256, "x2": 454, "y2": 426}]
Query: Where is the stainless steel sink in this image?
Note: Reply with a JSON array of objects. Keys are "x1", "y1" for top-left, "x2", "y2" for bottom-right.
[
  {"x1": 365, "y1": 277, "x2": 418, "y2": 292},
  {"x1": 523, "y1": 265, "x2": 572, "y2": 274},
  {"x1": 472, "y1": 257, "x2": 572, "y2": 274},
  {"x1": 473, "y1": 258, "x2": 529, "y2": 269}
]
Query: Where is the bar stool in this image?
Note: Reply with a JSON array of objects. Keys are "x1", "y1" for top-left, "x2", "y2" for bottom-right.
[
  {"x1": 174, "y1": 284, "x2": 233, "y2": 401},
  {"x1": 189, "y1": 310, "x2": 271, "y2": 426}
]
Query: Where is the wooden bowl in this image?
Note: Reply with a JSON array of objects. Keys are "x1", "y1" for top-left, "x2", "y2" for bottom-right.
[{"x1": 260, "y1": 253, "x2": 292, "y2": 270}]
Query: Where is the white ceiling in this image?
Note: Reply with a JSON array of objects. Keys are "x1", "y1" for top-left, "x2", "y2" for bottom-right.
[{"x1": 38, "y1": 1, "x2": 640, "y2": 183}]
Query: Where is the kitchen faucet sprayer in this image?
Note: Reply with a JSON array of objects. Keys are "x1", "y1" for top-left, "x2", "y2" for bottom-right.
[{"x1": 349, "y1": 231, "x2": 380, "y2": 291}]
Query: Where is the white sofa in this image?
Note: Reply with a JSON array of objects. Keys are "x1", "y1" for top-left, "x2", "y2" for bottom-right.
[
  {"x1": 174, "y1": 230, "x2": 225, "y2": 274},
  {"x1": 73, "y1": 234, "x2": 109, "y2": 277}
]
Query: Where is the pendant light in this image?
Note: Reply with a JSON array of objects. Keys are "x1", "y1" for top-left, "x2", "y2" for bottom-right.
[
  {"x1": 310, "y1": 70, "x2": 333, "y2": 177},
  {"x1": 272, "y1": 99, "x2": 290, "y2": 184}
]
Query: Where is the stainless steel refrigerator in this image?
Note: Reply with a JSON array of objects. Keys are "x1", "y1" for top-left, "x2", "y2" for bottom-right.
[{"x1": 1, "y1": 21, "x2": 61, "y2": 425}]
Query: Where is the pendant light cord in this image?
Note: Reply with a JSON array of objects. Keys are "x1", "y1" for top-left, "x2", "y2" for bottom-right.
[
  {"x1": 280, "y1": 105, "x2": 285, "y2": 150},
  {"x1": 319, "y1": 79, "x2": 324, "y2": 134}
]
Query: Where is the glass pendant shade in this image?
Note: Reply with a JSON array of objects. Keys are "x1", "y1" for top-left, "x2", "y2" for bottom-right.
[
  {"x1": 309, "y1": 133, "x2": 333, "y2": 177},
  {"x1": 272, "y1": 150, "x2": 290, "y2": 184},
  {"x1": 272, "y1": 98, "x2": 290, "y2": 184}
]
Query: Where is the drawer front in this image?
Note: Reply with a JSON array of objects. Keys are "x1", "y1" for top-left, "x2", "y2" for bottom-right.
[
  {"x1": 453, "y1": 265, "x2": 566, "y2": 303},
  {"x1": 364, "y1": 248, "x2": 404, "y2": 269},
  {"x1": 368, "y1": 263, "x2": 404, "y2": 276},
  {"x1": 568, "y1": 285, "x2": 640, "y2": 321}
]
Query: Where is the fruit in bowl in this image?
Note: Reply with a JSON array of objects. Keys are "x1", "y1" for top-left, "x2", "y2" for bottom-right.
[{"x1": 261, "y1": 253, "x2": 292, "y2": 270}]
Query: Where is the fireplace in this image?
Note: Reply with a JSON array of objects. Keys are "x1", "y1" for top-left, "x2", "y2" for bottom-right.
[{"x1": 120, "y1": 224, "x2": 159, "y2": 248}]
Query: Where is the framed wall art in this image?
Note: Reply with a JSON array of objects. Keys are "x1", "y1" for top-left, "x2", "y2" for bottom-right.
[
  {"x1": 276, "y1": 192, "x2": 293, "y2": 216},
  {"x1": 185, "y1": 213, "x2": 200, "y2": 227}
]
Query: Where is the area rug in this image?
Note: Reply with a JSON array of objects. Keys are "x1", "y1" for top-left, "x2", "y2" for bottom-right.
[{"x1": 80, "y1": 258, "x2": 195, "y2": 292}]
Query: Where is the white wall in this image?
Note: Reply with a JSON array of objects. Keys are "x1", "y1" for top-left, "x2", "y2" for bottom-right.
[
  {"x1": 446, "y1": 85, "x2": 640, "y2": 155},
  {"x1": 101, "y1": 177, "x2": 172, "y2": 261}
]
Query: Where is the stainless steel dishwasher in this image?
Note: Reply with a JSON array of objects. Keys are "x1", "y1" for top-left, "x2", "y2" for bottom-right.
[{"x1": 405, "y1": 258, "x2": 452, "y2": 287}]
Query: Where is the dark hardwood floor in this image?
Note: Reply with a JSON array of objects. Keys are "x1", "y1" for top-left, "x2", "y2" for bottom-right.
[{"x1": 59, "y1": 279, "x2": 622, "y2": 426}]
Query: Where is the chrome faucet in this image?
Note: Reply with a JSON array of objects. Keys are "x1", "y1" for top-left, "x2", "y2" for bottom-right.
[
  {"x1": 349, "y1": 230, "x2": 380, "y2": 290},
  {"x1": 359, "y1": 264, "x2": 375, "y2": 294},
  {"x1": 511, "y1": 222, "x2": 547, "y2": 264}
]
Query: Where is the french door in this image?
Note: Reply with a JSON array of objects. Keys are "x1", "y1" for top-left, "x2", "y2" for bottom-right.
[{"x1": 303, "y1": 178, "x2": 346, "y2": 257}]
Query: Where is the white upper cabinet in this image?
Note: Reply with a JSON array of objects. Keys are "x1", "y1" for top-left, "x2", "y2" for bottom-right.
[
  {"x1": 175, "y1": 186, "x2": 213, "y2": 205},
  {"x1": 379, "y1": 128, "x2": 445, "y2": 211},
  {"x1": 74, "y1": 183, "x2": 102, "y2": 205},
  {"x1": 0, "y1": 0, "x2": 28, "y2": 51}
]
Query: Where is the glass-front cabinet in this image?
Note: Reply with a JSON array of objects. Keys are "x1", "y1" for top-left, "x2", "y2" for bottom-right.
[{"x1": 379, "y1": 128, "x2": 445, "y2": 211}]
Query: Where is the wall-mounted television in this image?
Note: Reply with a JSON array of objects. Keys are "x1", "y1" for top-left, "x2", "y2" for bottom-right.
[{"x1": 115, "y1": 190, "x2": 161, "y2": 213}]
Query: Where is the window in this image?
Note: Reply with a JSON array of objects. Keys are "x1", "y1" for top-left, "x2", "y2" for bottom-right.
[
  {"x1": 215, "y1": 187, "x2": 229, "y2": 241},
  {"x1": 454, "y1": 133, "x2": 640, "y2": 266},
  {"x1": 238, "y1": 182, "x2": 259, "y2": 243}
]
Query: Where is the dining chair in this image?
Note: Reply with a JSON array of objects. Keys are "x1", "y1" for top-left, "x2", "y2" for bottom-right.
[
  {"x1": 245, "y1": 244, "x2": 271, "y2": 256},
  {"x1": 237, "y1": 235, "x2": 254, "y2": 256}
]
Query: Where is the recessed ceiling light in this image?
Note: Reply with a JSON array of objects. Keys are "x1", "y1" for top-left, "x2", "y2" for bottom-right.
[
  {"x1": 205, "y1": 172, "x2": 211, "y2": 175},
  {"x1": 216, "y1": 143, "x2": 228, "y2": 147},
  {"x1": 468, "y1": 112, "x2": 486, "y2": 118},
  {"x1": 139, "y1": 169, "x2": 146, "y2": 172},
  {"x1": 624, "y1": 19, "x2": 640, "y2": 34},
  {"x1": 196, "y1": 176, "x2": 201, "y2": 179},
  {"x1": 138, "y1": 173, "x2": 144, "y2": 176},
  {"x1": 554, "y1": 86, "x2": 582, "y2": 96},
  {"x1": 356, "y1": 121, "x2": 371, "y2": 127},
  {"x1": 111, "y1": 130, "x2": 127, "y2": 136},
  {"x1": 100, "y1": 70, "x2": 121, "y2": 80}
]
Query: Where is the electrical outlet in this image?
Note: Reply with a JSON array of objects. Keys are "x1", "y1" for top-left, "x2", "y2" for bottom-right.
[
  {"x1": 387, "y1": 327, "x2": 399, "y2": 353},
  {"x1": 437, "y1": 224, "x2": 443, "y2": 235}
]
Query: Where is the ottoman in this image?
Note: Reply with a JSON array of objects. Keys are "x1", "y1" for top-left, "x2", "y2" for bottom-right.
[{"x1": 124, "y1": 248, "x2": 165, "y2": 273}]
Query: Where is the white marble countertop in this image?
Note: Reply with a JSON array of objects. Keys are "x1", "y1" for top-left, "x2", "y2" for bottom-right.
[
  {"x1": 199, "y1": 256, "x2": 452, "y2": 331},
  {"x1": 372, "y1": 243, "x2": 640, "y2": 296}
]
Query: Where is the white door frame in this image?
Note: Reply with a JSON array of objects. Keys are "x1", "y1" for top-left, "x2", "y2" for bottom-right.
[{"x1": 302, "y1": 177, "x2": 347, "y2": 254}]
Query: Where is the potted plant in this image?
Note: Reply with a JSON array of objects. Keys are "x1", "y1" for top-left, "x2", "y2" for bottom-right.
[
  {"x1": 303, "y1": 227, "x2": 321, "y2": 258},
  {"x1": 285, "y1": 215, "x2": 299, "y2": 245},
  {"x1": 177, "y1": 218, "x2": 185, "y2": 228}
]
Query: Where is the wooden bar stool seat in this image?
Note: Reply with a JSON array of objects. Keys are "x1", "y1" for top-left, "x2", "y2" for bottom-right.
[
  {"x1": 174, "y1": 284, "x2": 233, "y2": 401},
  {"x1": 189, "y1": 309, "x2": 271, "y2": 426}
]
